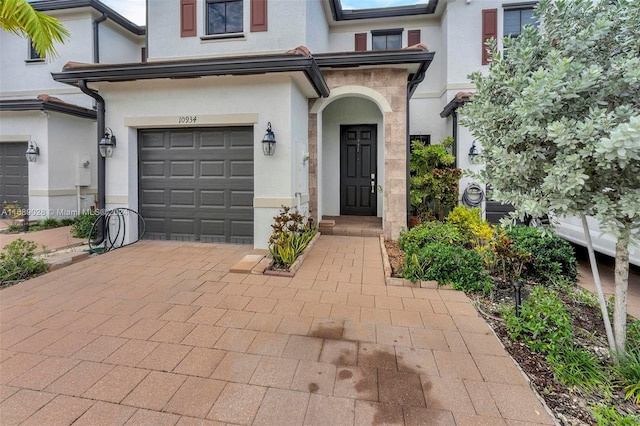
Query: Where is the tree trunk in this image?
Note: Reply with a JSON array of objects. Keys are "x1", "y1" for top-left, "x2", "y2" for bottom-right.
[{"x1": 613, "y1": 232, "x2": 630, "y2": 356}]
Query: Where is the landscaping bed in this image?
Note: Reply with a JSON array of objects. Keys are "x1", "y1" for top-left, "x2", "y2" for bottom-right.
[{"x1": 385, "y1": 207, "x2": 640, "y2": 425}]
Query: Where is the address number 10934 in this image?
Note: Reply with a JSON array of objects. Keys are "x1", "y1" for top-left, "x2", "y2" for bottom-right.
[{"x1": 178, "y1": 116, "x2": 197, "y2": 124}]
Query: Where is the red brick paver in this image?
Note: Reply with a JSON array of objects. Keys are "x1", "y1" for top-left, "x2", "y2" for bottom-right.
[{"x1": 0, "y1": 237, "x2": 556, "y2": 425}]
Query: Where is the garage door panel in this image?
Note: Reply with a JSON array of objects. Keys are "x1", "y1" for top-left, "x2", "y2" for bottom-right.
[
  {"x1": 170, "y1": 161, "x2": 196, "y2": 177},
  {"x1": 201, "y1": 190, "x2": 225, "y2": 207},
  {"x1": 200, "y1": 161, "x2": 225, "y2": 177},
  {"x1": 140, "y1": 133, "x2": 165, "y2": 149},
  {"x1": 231, "y1": 191, "x2": 253, "y2": 207},
  {"x1": 231, "y1": 221, "x2": 253, "y2": 237},
  {"x1": 0, "y1": 142, "x2": 29, "y2": 209},
  {"x1": 141, "y1": 161, "x2": 165, "y2": 177},
  {"x1": 201, "y1": 219, "x2": 225, "y2": 237},
  {"x1": 200, "y1": 131, "x2": 226, "y2": 147},
  {"x1": 170, "y1": 190, "x2": 195, "y2": 207},
  {"x1": 170, "y1": 133, "x2": 195, "y2": 148},
  {"x1": 230, "y1": 161, "x2": 253, "y2": 176},
  {"x1": 170, "y1": 218, "x2": 196, "y2": 234},
  {"x1": 139, "y1": 128, "x2": 253, "y2": 243}
]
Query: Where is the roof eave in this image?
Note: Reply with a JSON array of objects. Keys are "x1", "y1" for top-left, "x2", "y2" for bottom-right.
[
  {"x1": 52, "y1": 55, "x2": 330, "y2": 98},
  {"x1": 440, "y1": 93, "x2": 472, "y2": 118},
  {"x1": 0, "y1": 99, "x2": 97, "y2": 120},
  {"x1": 315, "y1": 50, "x2": 435, "y2": 68}
]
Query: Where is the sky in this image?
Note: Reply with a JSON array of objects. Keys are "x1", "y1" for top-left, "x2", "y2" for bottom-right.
[{"x1": 99, "y1": 0, "x2": 429, "y2": 26}]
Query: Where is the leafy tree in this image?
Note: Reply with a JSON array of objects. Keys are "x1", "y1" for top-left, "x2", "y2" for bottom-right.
[
  {"x1": 0, "y1": 0, "x2": 69, "y2": 58},
  {"x1": 461, "y1": 0, "x2": 640, "y2": 354}
]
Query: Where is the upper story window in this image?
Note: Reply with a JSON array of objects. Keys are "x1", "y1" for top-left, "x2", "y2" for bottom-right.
[
  {"x1": 504, "y1": 7, "x2": 538, "y2": 37},
  {"x1": 206, "y1": 0, "x2": 243, "y2": 35},
  {"x1": 371, "y1": 29, "x2": 402, "y2": 50},
  {"x1": 27, "y1": 40, "x2": 44, "y2": 62}
]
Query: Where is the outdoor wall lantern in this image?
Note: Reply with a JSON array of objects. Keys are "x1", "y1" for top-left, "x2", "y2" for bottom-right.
[
  {"x1": 261, "y1": 122, "x2": 276, "y2": 156},
  {"x1": 99, "y1": 128, "x2": 116, "y2": 158},
  {"x1": 25, "y1": 141, "x2": 40, "y2": 162},
  {"x1": 468, "y1": 141, "x2": 480, "y2": 164}
]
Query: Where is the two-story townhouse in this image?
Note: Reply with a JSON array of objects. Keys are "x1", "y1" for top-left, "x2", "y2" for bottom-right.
[
  {"x1": 50, "y1": 0, "x2": 436, "y2": 248},
  {"x1": 47, "y1": 0, "x2": 543, "y2": 250},
  {"x1": 0, "y1": 0, "x2": 144, "y2": 219}
]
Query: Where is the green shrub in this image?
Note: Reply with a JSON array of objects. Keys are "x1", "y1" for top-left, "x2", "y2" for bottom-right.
[
  {"x1": 503, "y1": 286, "x2": 573, "y2": 354},
  {"x1": 402, "y1": 242, "x2": 491, "y2": 292},
  {"x1": 446, "y1": 206, "x2": 494, "y2": 248},
  {"x1": 42, "y1": 218, "x2": 60, "y2": 229},
  {"x1": 591, "y1": 404, "x2": 640, "y2": 426},
  {"x1": 71, "y1": 211, "x2": 99, "y2": 239},
  {"x1": 547, "y1": 345, "x2": 608, "y2": 394},
  {"x1": 504, "y1": 225, "x2": 577, "y2": 284},
  {"x1": 398, "y1": 221, "x2": 465, "y2": 255},
  {"x1": 612, "y1": 344, "x2": 640, "y2": 404},
  {"x1": 0, "y1": 239, "x2": 49, "y2": 285},
  {"x1": 60, "y1": 218, "x2": 75, "y2": 226}
]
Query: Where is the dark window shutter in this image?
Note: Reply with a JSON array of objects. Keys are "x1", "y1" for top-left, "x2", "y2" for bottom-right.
[
  {"x1": 181, "y1": 0, "x2": 196, "y2": 37},
  {"x1": 251, "y1": 0, "x2": 268, "y2": 32},
  {"x1": 482, "y1": 9, "x2": 497, "y2": 65},
  {"x1": 141, "y1": 47, "x2": 147, "y2": 62},
  {"x1": 355, "y1": 33, "x2": 367, "y2": 51},
  {"x1": 407, "y1": 29, "x2": 421, "y2": 46}
]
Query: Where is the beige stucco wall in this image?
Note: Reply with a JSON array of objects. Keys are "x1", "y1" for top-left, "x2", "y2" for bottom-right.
[{"x1": 309, "y1": 68, "x2": 408, "y2": 240}]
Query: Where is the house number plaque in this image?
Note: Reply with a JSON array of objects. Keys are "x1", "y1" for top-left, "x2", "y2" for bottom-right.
[{"x1": 178, "y1": 116, "x2": 197, "y2": 124}]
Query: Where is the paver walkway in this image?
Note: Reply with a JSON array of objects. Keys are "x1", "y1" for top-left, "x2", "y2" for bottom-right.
[
  {"x1": 0, "y1": 226, "x2": 85, "y2": 252},
  {"x1": 0, "y1": 236, "x2": 555, "y2": 425}
]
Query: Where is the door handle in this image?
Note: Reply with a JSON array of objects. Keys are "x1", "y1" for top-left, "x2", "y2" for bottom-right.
[{"x1": 371, "y1": 173, "x2": 376, "y2": 194}]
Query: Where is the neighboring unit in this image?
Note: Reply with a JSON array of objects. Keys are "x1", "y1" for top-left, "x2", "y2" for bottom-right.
[{"x1": 0, "y1": 0, "x2": 144, "y2": 219}]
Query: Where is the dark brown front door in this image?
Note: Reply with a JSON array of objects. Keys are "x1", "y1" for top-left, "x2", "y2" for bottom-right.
[{"x1": 340, "y1": 124, "x2": 377, "y2": 216}]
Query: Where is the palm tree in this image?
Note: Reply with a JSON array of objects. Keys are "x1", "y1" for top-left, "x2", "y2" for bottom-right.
[{"x1": 0, "y1": 0, "x2": 69, "y2": 58}]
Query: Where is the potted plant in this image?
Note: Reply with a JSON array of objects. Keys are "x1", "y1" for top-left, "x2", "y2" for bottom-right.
[{"x1": 409, "y1": 136, "x2": 462, "y2": 223}]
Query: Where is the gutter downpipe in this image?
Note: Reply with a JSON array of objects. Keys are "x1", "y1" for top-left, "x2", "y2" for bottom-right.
[
  {"x1": 452, "y1": 110, "x2": 458, "y2": 168},
  {"x1": 79, "y1": 80, "x2": 106, "y2": 246},
  {"x1": 93, "y1": 13, "x2": 108, "y2": 63}
]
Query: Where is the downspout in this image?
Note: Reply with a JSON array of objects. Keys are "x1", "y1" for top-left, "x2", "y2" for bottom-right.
[
  {"x1": 93, "y1": 13, "x2": 108, "y2": 63},
  {"x1": 79, "y1": 80, "x2": 106, "y2": 245},
  {"x1": 452, "y1": 110, "x2": 458, "y2": 168}
]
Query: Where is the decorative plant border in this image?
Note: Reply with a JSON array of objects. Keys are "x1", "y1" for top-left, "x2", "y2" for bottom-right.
[{"x1": 263, "y1": 232, "x2": 321, "y2": 277}]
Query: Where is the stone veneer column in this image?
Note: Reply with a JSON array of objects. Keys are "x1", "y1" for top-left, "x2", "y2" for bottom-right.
[{"x1": 309, "y1": 68, "x2": 408, "y2": 240}]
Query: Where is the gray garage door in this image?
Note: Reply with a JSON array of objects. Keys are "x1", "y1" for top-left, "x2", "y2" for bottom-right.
[
  {"x1": 139, "y1": 128, "x2": 254, "y2": 243},
  {"x1": 0, "y1": 142, "x2": 29, "y2": 213}
]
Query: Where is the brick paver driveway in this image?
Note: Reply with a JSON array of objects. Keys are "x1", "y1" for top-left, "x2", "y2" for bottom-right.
[{"x1": 0, "y1": 236, "x2": 554, "y2": 425}]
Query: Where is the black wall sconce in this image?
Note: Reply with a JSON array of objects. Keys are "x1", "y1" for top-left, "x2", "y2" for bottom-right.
[
  {"x1": 468, "y1": 141, "x2": 480, "y2": 164},
  {"x1": 99, "y1": 128, "x2": 116, "y2": 158},
  {"x1": 25, "y1": 141, "x2": 40, "y2": 162},
  {"x1": 262, "y1": 122, "x2": 276, "y2": 156}
]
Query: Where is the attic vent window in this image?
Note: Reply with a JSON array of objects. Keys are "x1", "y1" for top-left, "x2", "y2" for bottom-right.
[
  {"x1": 371, "y1": 28, "x2": 402, "y2": 50},
  {"x1": 207, "y1": 0, "x2": 243, "y2": 35}
]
